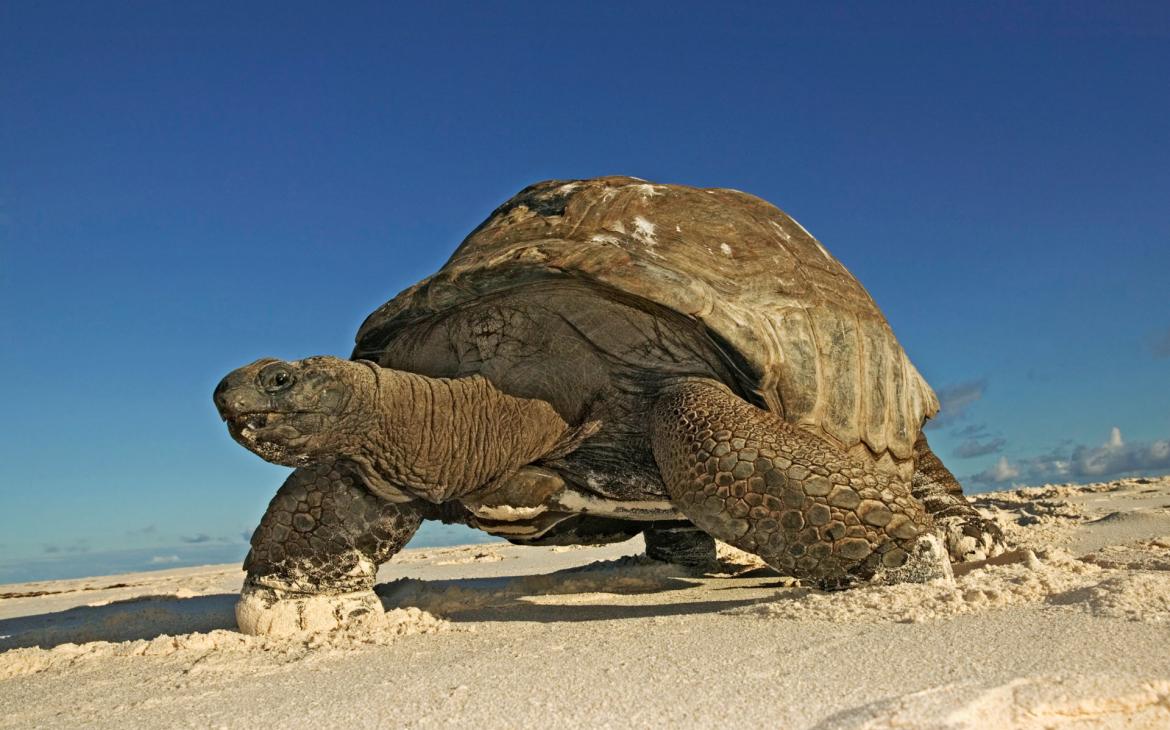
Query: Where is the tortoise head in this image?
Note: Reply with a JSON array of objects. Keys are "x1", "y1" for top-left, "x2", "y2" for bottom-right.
[{"x1": 213, "y1": 356, "x2": 376, "y2": 467}]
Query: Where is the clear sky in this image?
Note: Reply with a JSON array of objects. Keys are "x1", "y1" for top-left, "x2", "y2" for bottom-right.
[{"x1": 2, "y1": 2, "x2": 1168, "y2": 583}]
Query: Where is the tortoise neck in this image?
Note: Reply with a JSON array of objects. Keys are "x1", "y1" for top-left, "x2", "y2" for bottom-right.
[{"x1": 351, "y1": 368, "x2": 572, "y2": 503}]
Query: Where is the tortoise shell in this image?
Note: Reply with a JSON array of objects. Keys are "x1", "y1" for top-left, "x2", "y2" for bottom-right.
[{"x1": 355, "y1": 176, "x2": 938, "y2": 468}]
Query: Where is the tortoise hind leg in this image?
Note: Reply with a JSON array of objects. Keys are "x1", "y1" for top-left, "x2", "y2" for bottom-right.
[
  {"x1": 912, "y1": 434, "x2": 1007, "y2": 562},
  {"x1": 649, "y1": 378, "x2": 951, "y2": 588},
  {"x1": 237, "y1": 463, "x2": 421, "y2": 636},
  {"x1": 643, "y1": 523, "x2": 717, "y2": 569}
]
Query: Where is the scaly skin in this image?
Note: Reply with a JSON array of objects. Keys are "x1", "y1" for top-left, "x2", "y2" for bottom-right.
[
  {"x1": 236, "y1": 463, "x2": 422, "y2": 636},
  {"x1": 643, "y1": 524, "x2": 718, "y2": 568},
  {"x1": 650, "y1": 378, "x2": 946, "y2": 587},
  {"x1": 243, "y1": 462, "x2": 422, "y2": 595}
]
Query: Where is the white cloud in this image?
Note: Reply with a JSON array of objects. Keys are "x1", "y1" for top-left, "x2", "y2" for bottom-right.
[
  {"x1": 1108, "y1": 426, "x2": 1122, "y2": 448},
  {"x1": 969, "y1": 427, "x2": 1170, "y2": 485},
  {"x1": 972, "y1": 456, "x2": 1019, "y2": 484},
  {"x1": 926, "y1": 379, "x2": 987, "y2": 430},
  {"x1": 954, "y1": 436, "x2": 1007, "y2": 459}
]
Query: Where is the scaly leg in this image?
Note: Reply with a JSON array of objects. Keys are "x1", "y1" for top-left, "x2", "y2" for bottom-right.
[
  {"x1": 912, "y1": 434, "x2": 1007, "y2": 562},
  {"x1": 643, "y1": 523, "x2": 718, "y2": 568},
  {"x1": 237, "y1": 462, "x2": 421, "y2": 636},
  {"x1": 650, "y1": 378, "x2": 950, "y2": 588}
]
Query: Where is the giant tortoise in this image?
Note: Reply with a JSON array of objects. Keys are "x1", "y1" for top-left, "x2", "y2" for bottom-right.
[{"x1": 214, "y1": 176, "x2": 1004, "y2": 635}]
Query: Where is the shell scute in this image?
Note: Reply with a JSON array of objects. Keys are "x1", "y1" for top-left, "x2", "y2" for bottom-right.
[{"x1": 809, "y1": 306, "x2": 862, "y2": 449}]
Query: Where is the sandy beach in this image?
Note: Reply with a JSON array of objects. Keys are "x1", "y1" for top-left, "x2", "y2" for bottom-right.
[{"x1": 2, "y1": 476, "x2": 1169, "y2": 728}]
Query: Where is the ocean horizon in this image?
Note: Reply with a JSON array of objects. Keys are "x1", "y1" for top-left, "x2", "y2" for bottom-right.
[{"x1": 0, "y1": 522, "x2": 501, "y2": 586}]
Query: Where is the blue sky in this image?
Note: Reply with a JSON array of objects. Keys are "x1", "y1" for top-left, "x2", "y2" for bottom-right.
[{"x1": 2, "y1": 2, "x2": 1168, "y2": 583}]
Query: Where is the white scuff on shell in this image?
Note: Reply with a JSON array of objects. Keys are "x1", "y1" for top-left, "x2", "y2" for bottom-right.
[
  {"x1": 590, "y1": 233, "x2": 622, "y2": 246},
  {"x1": 632, "y1": 216, "x2": 657, "y2": 246}
]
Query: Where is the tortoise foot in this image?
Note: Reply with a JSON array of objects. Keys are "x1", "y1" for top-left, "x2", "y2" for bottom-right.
[
  {"x1": 236, "y1": 583, "x2": 386, "y2": 637},
  {"x1": 937, "y1": 514, "x2": 1008, "y2": 563},
  {"x1": 869, "y1": 533, "x2": 954, "y2": 586}
]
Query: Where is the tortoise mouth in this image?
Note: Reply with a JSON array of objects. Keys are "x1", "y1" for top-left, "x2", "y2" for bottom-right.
[
  {"x1": 225, "y1": 410, "x2": 324, "y2": 439},
  {"x1": 225, "y1": 412, "x2": 274, "y2": 440},
  {"x1": 229, "y1": 412, "x2": 270, "y2": 432},
  {"x1": 224, "y1": 411, "x2": 324, "y2": 468}
]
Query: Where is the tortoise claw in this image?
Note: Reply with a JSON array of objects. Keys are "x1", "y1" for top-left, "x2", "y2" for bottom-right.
[{"x1": 937, "y1": 514, "x2": 1008, "y2": 563}]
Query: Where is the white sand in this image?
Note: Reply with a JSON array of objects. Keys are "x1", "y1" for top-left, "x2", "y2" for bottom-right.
[{"x1": 2, "y1": 476, "x2": 1170, "y2": 728}]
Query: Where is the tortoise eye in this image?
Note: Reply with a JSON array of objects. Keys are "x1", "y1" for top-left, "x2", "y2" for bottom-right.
[{"x1": 260, "y1": 364, "x2": 295, "y2": 393}]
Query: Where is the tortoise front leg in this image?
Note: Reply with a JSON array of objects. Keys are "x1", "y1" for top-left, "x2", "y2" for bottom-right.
[
  {"x1": 237, "y1": 463, "x2": 421, "y2": 636},
  {"x1": 649, "y1": 378, "x2": 951, "y2": 588}
]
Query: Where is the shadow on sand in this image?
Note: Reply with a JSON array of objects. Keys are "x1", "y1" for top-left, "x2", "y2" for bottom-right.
[
  {"x1": 378, "y1": 557, "x2": 782, "y2": 624},
  {"x1": 0, "y1": 558, "x2": 783, "y2": 651},
  {"x1": 0, "y1": 594, "x2": 239, "y2": 651}
]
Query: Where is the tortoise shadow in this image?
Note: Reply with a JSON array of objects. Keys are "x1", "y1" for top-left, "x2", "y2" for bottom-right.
[
  {"x1": 376, "y1": 557, "x2": 783, "y2": 623},
  {"x1": 407, "y1": 594, "x2": 775, "y2": 623},
  {"x1": 0, "y1": 594, "x2": 238, "y2": 651},
  {"x1": 1, "y1": 560, "x2": 784, "y2": 650}
]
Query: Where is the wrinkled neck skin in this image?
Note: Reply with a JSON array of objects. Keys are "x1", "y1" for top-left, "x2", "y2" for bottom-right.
[{"x1": 342, "y1": 365, "x2": 572, "y2": 504}]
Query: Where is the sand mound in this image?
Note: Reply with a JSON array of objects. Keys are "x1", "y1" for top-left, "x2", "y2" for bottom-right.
[
  {"x1": 0, "y1": 606, "x2": 446, "y2": 681},
  {"x1": 818, "y1": 675, "x2": 1170, "y2": 729},
  {"x1": 732, "y1": 548, "x2": 1170, "y2": 624},
  {"x1": 1082, "y1": 536, "x2": 1170, "y2": 571},
  {"x1": 1050, "y1": 572, "x2": 1170, "y2": 622}
]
